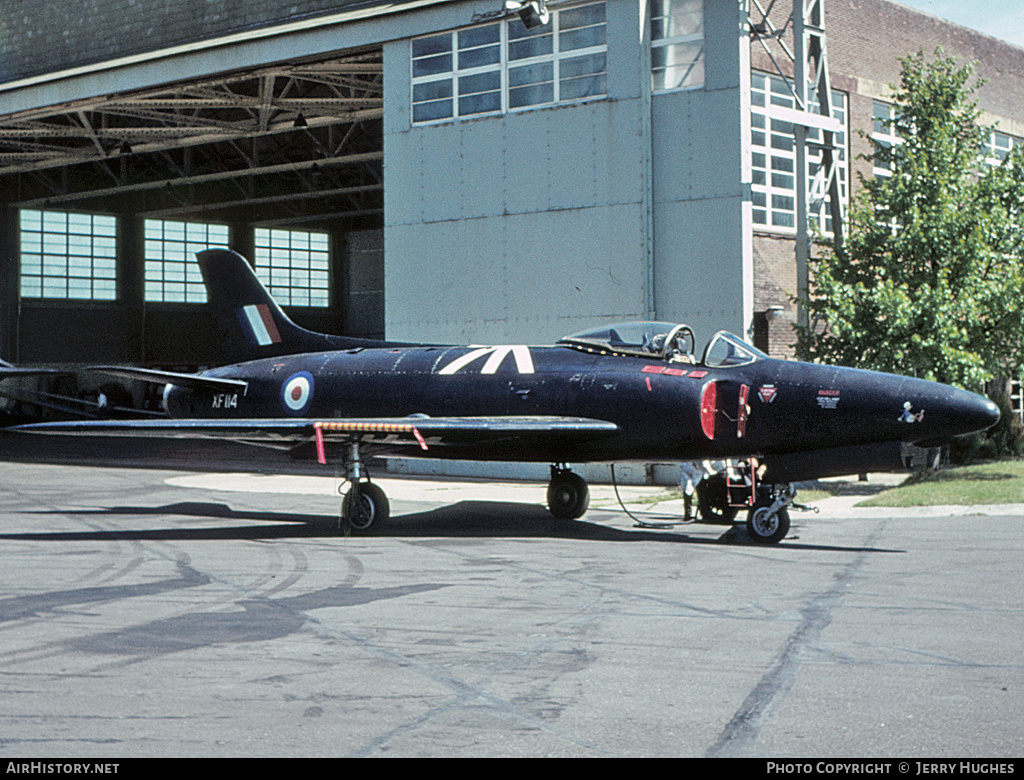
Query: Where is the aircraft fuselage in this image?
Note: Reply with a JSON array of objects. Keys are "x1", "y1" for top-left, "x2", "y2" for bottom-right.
[{"x1": 165, "y1": 341, "x2": 998, "y2": 464}]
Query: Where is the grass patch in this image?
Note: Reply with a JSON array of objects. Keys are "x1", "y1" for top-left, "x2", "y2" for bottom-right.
[{"x1": 857, "y1": 459, "x2": 1024, "y2": 507}]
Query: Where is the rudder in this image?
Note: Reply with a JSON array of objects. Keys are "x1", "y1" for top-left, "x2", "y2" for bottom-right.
[{"x1": 196, "y1": 249, "x2": 370, "y2": 363}]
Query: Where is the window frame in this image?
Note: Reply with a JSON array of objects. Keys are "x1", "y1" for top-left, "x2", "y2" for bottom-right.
[
  {"x1": 19, "y1": 209, "x2": 118, "y2": 302},
  {"x1": 143, "y1": 219, "x2": 230, "y2": 304},
  {"x1": 253, "y1": 228, "x2": 331, "y2": 309},
  {"x1": 411, "y1": 1, "x2": 608, "y2": 125},
  {"x1": 985, "y1": 130, "x2": 1017, "y2": 168},
  {"x1": 750, "y1": 71, "x2": 848, "y2": 236},
  {"x1": 650, "y1": 0, "x2": 705, "y2": 93}
]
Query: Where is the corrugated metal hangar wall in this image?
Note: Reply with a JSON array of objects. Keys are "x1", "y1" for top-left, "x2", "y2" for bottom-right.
[{"x1": 383, "y1": 0, "x2": 750, "y2": 345}]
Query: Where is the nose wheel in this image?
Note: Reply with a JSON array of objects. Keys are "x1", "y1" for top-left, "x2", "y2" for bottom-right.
[
  {"x1": 744, "y1": 485, "x2": 801, "y2": 544},
  {"x1": 746, "y1": 503, "x2": 790, "y2": 544},
  {"x1": 547, "y1": 466, "x2": 590, "y2": 519}
]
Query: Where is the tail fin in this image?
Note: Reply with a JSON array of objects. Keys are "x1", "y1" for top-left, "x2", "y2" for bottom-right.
[{"x1": 196, "y1": 249, "x2": 386, "y2": 363}]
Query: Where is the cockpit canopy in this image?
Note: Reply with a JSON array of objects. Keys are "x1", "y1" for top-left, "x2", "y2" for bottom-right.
[{"x1": 557, "y1": 322, "x2": 767, "y2": 367}]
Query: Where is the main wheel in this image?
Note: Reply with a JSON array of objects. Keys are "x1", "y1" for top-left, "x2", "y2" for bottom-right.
[
  {"x1": 696, "y1": 473, "x2": 739, "y2": 524},
  {"x1": 745, "y1": 504, "x2": 790, "y2": 544},
  {"x1": 342, "y1": 482, "x2": 390, "y2": 534},
  {"x1": 547, "y1": 471, "x2": 590, "y2": 519}
]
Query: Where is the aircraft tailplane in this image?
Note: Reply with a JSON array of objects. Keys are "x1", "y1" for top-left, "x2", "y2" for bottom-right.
[{"x1": 196, "y1": 249, "x2": 387, "y2": 363}]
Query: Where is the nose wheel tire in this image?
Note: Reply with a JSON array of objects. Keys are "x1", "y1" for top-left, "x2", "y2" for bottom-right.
[
  {"x1": 342, "y1": 482, "x2": 389, "y2": 534},
  {"x1": 547, "y1": 469, "x2": 590, "y2": 519},
  {"x1": 746, "y1": 504, "x2": 790, "y2": 544}
]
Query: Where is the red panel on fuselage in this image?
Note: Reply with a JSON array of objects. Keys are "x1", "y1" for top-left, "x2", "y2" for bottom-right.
[{"x1": 700, "y1": 381, "x2": 717, "y2": 440}]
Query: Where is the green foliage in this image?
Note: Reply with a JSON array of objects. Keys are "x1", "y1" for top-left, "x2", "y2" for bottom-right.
[{"x1": 796, "y1": 50, "x2": 1024, "y2": 391}]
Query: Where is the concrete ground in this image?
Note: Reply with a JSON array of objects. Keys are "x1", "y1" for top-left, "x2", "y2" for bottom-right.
[{"x1": 0, "y1": 461, "x2": 1022, "y2": 758}]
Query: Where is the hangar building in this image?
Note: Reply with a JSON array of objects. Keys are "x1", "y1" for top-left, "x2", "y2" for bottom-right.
[{"x1": 1, "y1": 0, "x2": 1022, "y2": 375}]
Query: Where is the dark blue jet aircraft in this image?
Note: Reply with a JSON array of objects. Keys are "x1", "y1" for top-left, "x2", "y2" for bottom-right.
[{"x1": 13, "y1": 250, "x2": 1000, "y2": 544}]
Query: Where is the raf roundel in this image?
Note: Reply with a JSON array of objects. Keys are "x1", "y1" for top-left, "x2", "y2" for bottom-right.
[{"x1": 281, "y1": 371, "x2": 314, "y2": 415}]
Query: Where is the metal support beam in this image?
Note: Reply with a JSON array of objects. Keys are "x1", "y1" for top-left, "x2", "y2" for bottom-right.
[
  {"x1": 749, "y1": 0, "x2": 845, "y2": 327},
  {"x1": 0, "y1": 52, "x2": 384, "y2": 226}
]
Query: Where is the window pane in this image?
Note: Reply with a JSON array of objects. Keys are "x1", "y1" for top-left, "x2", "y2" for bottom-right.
[
  {"x1": 509, "y1": 31, "x2": 553, "y2": 61},
  {"x1": 413, "y1": 80, "x2": 452, "y2": 103},
  {"x1": 459, "y1": 71, "x2": 500, "y2": 95},
  {"x1": 510, "y1": 82, "x2": 554, "y2": 108},
  {"x1": 459, "y1": 90, "x2": 501, "y2": 116},
  {"x1": 413, "y1": 34, "x2": 451, "y2": 58},
  {"x1": 19, "y1": 210, "x2": 118, "y2": 300},
  {"x1": 412, "y1": 3, "x2": 608, "y2": 124},
  {"x1": 509, "y1": 61, "x2": 553, "y2": 88},
  {"x1": 561, "y1": 72, "x2": 607, "y2": 101},
  {"x1": 413, "y1": 99, "x2": 453, "y2": 122},
  {"x1": 459, "y1": 43, "x2": 499, "y2": 70},
  {"x1": 560, "y1": 2, "x2": 606, "y2": 30},
  {"x1": 458, "y1": 24, "x2": 500, "y2": 49},
  {"x1": 561, "y1": 52, "x2": 605, "y2": 84},
  {"x1": 143, "y1": 219, "x2": 228, "y2": 302},
  {"x1": 651, "y1": 0, "x2": 702, "y2": 38},
  {"x1": 560, "y1": 24, "x2": 605, "y2": 51},
  {"x1": 253, "y1": 228, "x2": 330, "y2": 307},
  {"x1": 413, "y1": 52, "x2": 452, "y2": 78},
  {"x1": 652, "y1": 43, "x2": 703, "y2": 91}
]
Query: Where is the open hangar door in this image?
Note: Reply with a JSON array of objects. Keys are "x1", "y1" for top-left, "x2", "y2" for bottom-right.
[{"x1": 0, "y1": 48, "x2": 385, "y2": 370}]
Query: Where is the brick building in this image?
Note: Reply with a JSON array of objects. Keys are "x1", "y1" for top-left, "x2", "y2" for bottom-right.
[{"x1": 751, "y1": 0, "x2": 1024, "y2": 357}]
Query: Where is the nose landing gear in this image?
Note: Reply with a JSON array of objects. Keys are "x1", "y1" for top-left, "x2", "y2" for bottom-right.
[
  {"x1": 694, "y1": 461, "x2": 816, "y2": 544},
  {"x1": 745, "y1": 487, "x2": 793, "y2": 545},
  {"x1": 743, "y1": 483, "x2": 818, "y2": 544}
]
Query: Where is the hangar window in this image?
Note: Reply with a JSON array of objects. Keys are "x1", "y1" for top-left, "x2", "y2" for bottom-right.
[
  {"x1": 19, "y1": 210, "x2": 117, "y2": 301},
  {"x1": 411, "y1": 1, "x2": 607, "y2": 124},
  {"x1": 750, "y1": 72, "x2": 847, "y2": 236},
  {"x1": 651, "y1": 0, "x2": 704, "y2": 92},
  {"x1": 254, "y1": 229, "x2": 330, "y2": 308},
  {"x1": 144, "y1": 220, "x2": 229, "y2": 303}
]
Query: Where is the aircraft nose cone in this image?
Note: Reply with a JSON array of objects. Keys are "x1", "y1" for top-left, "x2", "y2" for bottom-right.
[
  {"x1": 969, "y1": 395, "x2": 1001, "y2": 433},
  {"x1": 943, "y1": 389, "x2": 1000, "y2": 437}
]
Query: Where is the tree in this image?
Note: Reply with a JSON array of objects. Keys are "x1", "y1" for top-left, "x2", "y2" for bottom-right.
[{"x1": 796, "y1": 50, "x2": 1024, "y2": 392}]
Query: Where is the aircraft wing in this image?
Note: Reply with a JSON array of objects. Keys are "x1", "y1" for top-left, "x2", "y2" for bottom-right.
[
  {"x1": 10, "y1": 416, "x2": 619, "y2": 459},
  {"x1": 88, "y1": 366, "x2": 249, "y2": 393},
  {"x1": 0, "y1": 368, "x2": 60, "y2": 378}
]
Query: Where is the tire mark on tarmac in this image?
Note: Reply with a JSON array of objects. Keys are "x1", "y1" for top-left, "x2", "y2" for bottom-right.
[{"x1": 706, "y1": 519, "x2": 887, "y2": 757}]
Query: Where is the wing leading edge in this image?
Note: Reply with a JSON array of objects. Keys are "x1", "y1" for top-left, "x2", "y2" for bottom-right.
[{"x1": 11, "y1": 416, "x2": 619, "y2": 462}]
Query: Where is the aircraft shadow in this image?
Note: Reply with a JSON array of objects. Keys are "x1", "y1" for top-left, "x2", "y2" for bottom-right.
[{"x1": 0, "y1": 499, "x2": 902, "y2": 553}]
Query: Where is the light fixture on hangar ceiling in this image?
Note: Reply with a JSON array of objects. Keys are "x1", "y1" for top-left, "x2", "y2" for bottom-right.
[{"x1": 504, "y1": 0, "x2": 549, "y2": 29}]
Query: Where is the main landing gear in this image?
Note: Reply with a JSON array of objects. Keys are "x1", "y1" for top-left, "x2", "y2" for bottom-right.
[
  {"x1": 338, "y1": 441, "x2": 389, "y2": 534},
  {"x1": 333, "y1": 443, "x2": 592, "y2": 531},
  {"x1": 547, "y1": 465, "x2": 590, "y2": 520}
]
